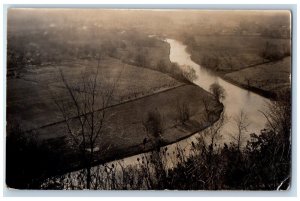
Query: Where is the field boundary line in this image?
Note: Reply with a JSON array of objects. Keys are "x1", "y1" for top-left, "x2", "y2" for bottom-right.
[{"x1": 25, "y1": 83, "x2": 188, "y2": 133}]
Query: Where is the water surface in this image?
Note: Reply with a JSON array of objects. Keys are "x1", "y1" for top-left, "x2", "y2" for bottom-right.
[{"x1": 166, "y1": 39, "x2": 270, "y2": 143}]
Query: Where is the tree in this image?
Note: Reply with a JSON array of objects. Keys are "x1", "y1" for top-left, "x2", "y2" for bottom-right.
[
  {"x1": 183, "y1": 34, "x2": 196, "y2": 47},
  {"x1": 182, "y1": 66, "x2": 197, "y2": 82},
  {"x1": 52, "y1": 58, "x2": 121, "y2": 189},
  {"x1": 245, "y1": 90, "x2": 291, "y2": 190},
  {"x1": 157, "y1": 59, "x2": 169, "y2": 73},
  {"x1": 142, "y1": 109, "x2": 167, "y2": 189},
  {"x1": 192, "y1": 98, "x2": 227, "y2": 190},
  {"x1": 176, "y1": 101, "x2": 191, "y2": 125},
  {"x1": 259, "y1": 41, "x2": 286, "y2": 61},
  {"x1": 201, "y1": 96, "x2": 226, "y2": 157},
  {"x1": 209, "y1": 82, "x2": 225, "y2": 102},
  {"x1": 204, "y1": 110, "x2": 226, "y2": 154},
  {"x1": 200, "y1": 54, "x2": 220, "y2": 71},
  {"x1": 143, "y1": 109, "x2": 164, "y2": 142},
  {"x1": 232, "y1": 110, "x2": 250, "y2": 151},
  {"x1": 7, "y1": 49, "x2": 27, "y2": 78},
  {"x1": 260, "y1": 90, "x2": 291, "y2": 137},
  {"x1": 135, "y1": 52, "x2": 147, "y2": 67}
]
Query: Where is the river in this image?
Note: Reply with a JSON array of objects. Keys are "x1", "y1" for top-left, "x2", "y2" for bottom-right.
[
  {"x1": 109, "y1": 38, "x2": 271, "y2": 167},
  {"x1": 166, "y1": 39, "x2": 270, "y2": 143},
  {"x1": 42, "y1": 38, "x2": 271, "y2": 188}
]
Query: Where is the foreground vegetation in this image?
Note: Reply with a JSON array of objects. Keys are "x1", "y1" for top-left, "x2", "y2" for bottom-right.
[
  {"x1": 7, "y1": 86, "x2": 290, "y2": 190},
  {"x1": 6, "y1": 83, "x2": 222, "y2": 189},
  {"x1": 38, "y1": 89, "x2": 290, "y2": 190}
]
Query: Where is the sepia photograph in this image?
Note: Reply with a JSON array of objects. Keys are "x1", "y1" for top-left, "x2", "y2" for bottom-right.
[{"x1": 5, "y1": 8, "x2": 292, "y2": 191}]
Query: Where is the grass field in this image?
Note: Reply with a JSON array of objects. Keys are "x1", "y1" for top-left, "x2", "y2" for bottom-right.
[
  {"x1": 224, "y1": 56, "x2": 291, "y2": 95},
  {"x1": 185, "y1": 35, "x2": 291, "y2": 95},
  {"x1": 35, "y1": 84, "x2": 223, "y2": 175},
  {"x1": 7, "y1": 57, "x2": 183, "y2": 131},
  {"x1": 189, "y1": 36, "x2": 290, "y2": 72},
  {"x1": 7, "y1": 55, "x2": 223, "y2": 176}
]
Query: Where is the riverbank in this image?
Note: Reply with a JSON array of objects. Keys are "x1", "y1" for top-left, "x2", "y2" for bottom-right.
[
  {"x1": 221, "y1": 75, "x2": 277, "y2": 99},
  {"x1": 15, "y1": 84, "x2": 222, "y2": 186},
  {"x1": 183, "y1": 35, "x2": 291, "y2": 99}
]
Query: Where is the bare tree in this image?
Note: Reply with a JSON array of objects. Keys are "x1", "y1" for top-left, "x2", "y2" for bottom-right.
[
  {"x1": 202, "y1": 98, "x2": 226, "y2": 153},
  {"x1": 142, "y1": 109, "x2": 167, "y2": 189},
  {"x1": 232, "y1": 110, "x2": 250, "y2": 151},
  {"x1": 194, "y1": 98, "x2": 227, "y2": 190},
  {"x1": 246, "y1": 90, "x2": 291, "y2": 190},
  {"x1": 259, "y1": 89, "x2": 291, "y2": 165},
  {"x1": 206, "y1": 112, "x2": 226, "y2": 153},
  {"x1": 260, "y1": 90, "x2": 291, "y2": 136},
  {"x1": 52, "y1": 58, "x2": 121, "y2": 189}
]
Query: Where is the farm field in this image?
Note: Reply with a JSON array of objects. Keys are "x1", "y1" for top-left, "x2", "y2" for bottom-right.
[
  {"x1": 7, "y1": 55, "x2": 223, "y2": 177},
  {"x1": 35, "y1": 84, "x2": 222, "y2": 176},
  {"x1": 185, "y1": 35, "x2": 291, "y2": 96},
  {"x1": 7, "y1": 57, "x2": 183, "y2": 131},
  {"x1": 188, "y1": 36, "x2": 290, "y2": 72},
  {"x1": 224, "y1": 56, "x2": 291, "y2": 95}
]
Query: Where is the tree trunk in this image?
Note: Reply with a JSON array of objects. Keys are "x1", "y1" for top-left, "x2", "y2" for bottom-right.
[{"x1": 86, "y1": 166, "x2": 91, "y2": 189}]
